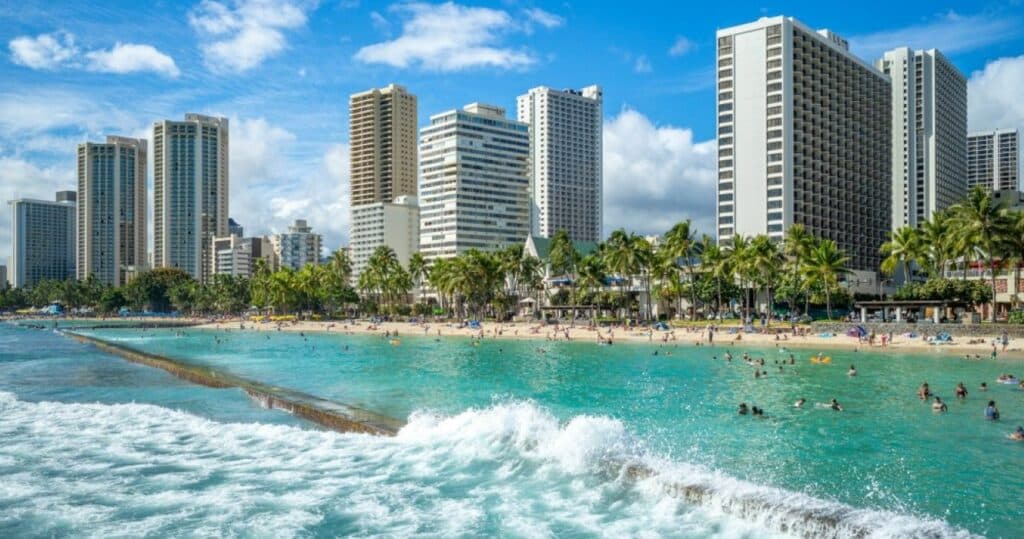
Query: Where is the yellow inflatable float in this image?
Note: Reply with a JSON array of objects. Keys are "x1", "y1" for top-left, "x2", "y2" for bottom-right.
[{"x1": 809, "y1": 356, "x2": 831, "y2": 364}]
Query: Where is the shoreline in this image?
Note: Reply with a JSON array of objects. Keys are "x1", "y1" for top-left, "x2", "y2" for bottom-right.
[{"x1": 189, "y1": 318, "x2": 1024, "y2": 359}]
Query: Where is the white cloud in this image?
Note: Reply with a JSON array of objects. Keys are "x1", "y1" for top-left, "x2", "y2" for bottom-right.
[
  {"x1": 523, "y1": 7, "x2": 563, "y2": 29},
  {"x1": 603, "y1": 109, "x2": 717, "y2": 237},
  {"x1": 189, "y1": 0, "x2": 312, "y2": 72},
  {"x1": 8, "y1": 32, "x2": 77, "y2": 69},
  {"x1": 850, "y1": 11, "x2": 1022, "y2": 60},
  {"x1": 354, "y1": 2, "x2": 540, "y2": 71},
  {"x1": 85, "y1": 43, "x2": 180, "y2": 77},
  {"x1": 668, "y1": 36, "x2": 694, "y2": 57},
  {"x1": 634, "y1": 55, "x2": 651, "y2": 73},
  {"x1": 968, "y1": 54, "x2": 1024, "y2": 133},
  {"x1": 8, "y1": 32, "x2": 177, "y2": 77}
]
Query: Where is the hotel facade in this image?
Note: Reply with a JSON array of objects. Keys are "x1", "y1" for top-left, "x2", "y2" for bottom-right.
[{"x1": 716, "y1": 16, "x2": 891, "y2": 272}]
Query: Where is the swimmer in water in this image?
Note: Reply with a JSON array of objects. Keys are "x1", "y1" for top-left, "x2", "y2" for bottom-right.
[
  {"x1": 1010, "y1": 426, "x2": 1024, "y2": 441},
  {"x1": 955, "y1": 382, "x2": 968, "y2": 399},
  {"x1": 918, "y1": 382, "x2": 931, "y2": 400},
  {"x1": 980, "y1": 382, "x2": 988, "y2": 391},
  {"x1": 848, "y1": 365, "x2": 857, "y2": 376},
  {"x1": 830, "y1": 398, "x2": 844, "y2": 411},
  {"x1": 932, "y1": 396, "x2": 948, "y2": 413},
  {"x1": 985, "y1": 400, "x2": 1000, "y2": 420},
  {"x1": 794, "y1": 398, "x2": 806, "y2": 408},
  {"x1": 738, "y1": 403, "x2": 749, "y2": 415}
]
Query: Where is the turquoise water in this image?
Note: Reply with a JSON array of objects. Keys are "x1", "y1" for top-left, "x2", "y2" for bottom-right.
[{"x1": 3, "y1": 322, "x2": 1023, "y2": 537}]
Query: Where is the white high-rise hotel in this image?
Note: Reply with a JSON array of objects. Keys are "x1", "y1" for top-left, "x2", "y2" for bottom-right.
[
  {"x1": 76, "y1": 136, "x2": 147, "y2": 286},
  {"x1": 967, "y1": 129, "x2": 1019, "y2": 192},
  {"x1": 419, "y1": 103, "x2": 530, "y2": 261},
  {"x1": 716, "y1": 16, "x2": 891, "y2": 272},
  {"x1": 517, "y1": 86, "x2": 603, "y2": 242},
  {"x1": 877, "y1": 48, "x2": 967, "y2": 229},
  {"x1": 153, "y1": 114, "x2": 229, "y2": 283}
]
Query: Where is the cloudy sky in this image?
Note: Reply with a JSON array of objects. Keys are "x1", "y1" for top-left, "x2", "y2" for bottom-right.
[{"x1": 2, "y1": 1, "x2": 1024, "y2": 262}]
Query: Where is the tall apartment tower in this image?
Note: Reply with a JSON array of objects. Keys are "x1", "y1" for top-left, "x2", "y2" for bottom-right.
[
  {"x1": 153, "y1": 114, "x2": 229, "y2": 283},
  {"x1": 516, "y1": 85, "x2": 603, "y2": 242},
  {"x1": 349, "y1": 84, "x2": 418, "y2": 206},
  {"x1": 76, "y1": 136, "x2": 147, "y2": 286},
  {"x1": 716, "y1": 16, "x2": 891, "y2": 272},
  {"x1": 349, "y1": 84, "x2": 419, "y2": 282},
  {"x1": 8, "y1": 191, "x2": 76, "y2": 288},
  {"x1": 967, "y1": 129, "x2": 1019, "y2": 191},
  {"x1": 876, "y1": 48, "x2": 967, "y2": 229},
  {"x1": 419, "y1": 103, "x2": 531, "y2": 262}
]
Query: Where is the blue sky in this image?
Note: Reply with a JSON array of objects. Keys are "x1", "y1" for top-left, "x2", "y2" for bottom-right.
[{"x1": 2, "y1": 0, "x2": 1024, "y2": 262}]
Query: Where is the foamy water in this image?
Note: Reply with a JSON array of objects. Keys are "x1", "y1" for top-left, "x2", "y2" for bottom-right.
[{"x1": 0, "y1": 391, "x2": 973, "y2": 538}]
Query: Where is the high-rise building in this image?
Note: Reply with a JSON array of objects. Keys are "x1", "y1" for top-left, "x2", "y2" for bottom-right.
[
  {"x1": 153, "y1": 113, "x2": 229, "y2": 283},
  {"x1": 0, "y1": 265, "x2": 6, "y2": 289},
  {"x1": 349, "y1": 84, "x2": 418, "y2": 206},
  {"x1": 967, "y1": 129, "x2": 1019, "y2": 191},
  {"x1": 8, "y1": 191, "x2": 76, "y2": 288},
  {"x1": 228, "y1": 217, "x2": 244, "y2": 237},
  {"x1": 419, "y1": 103, "x2": 530, "y2": 262},
  {"x1": 716, "y1": 16, "x2": 891, "y2": 272},
  {"x1": 76, "y1": 136, "x2": 147, "y2": 286},
  {"x1": 211, "y1": 234, "x2": 275, "y2": 278},
  {"x1": 877, "y1": 48, "x2": 966, "y2": 229},
  {"x1": 269, "y1": 219, "x2": 322, "y2": 270},
  {"x1": 516, "y1": 85, "x2": 603, "y2": 242},
  {"x1": 351, "y1": 195, "x2": 419, "y2": 281},
  {"x1": 348, "y1": 84, "x2": 420, "y2": 282}
]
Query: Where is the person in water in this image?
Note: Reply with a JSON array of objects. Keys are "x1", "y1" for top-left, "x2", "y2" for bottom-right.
[
  {"x1": 1010, "y1": 426, "x2": 1024, "y2": 441},
  {"x1": 848, "y1": 365, "x2": 857, "y2": 376},
  {"x1": 980, "y1": 382, "x2": 988, "y2": 391},
  {"x1": 955, "y1": 382, "x2": 968, "y2": 399},
  {"x1": 794, "y1": 398, "x2": 806, "y2": 408},
  {"x1": 932, "y1": 396, "x2": 948, "y2": 412},
  {"x1": 917, "y1": 382, "x2": 931, "y2": 400},
  {"x1": 985, "y1": 400, "x2": 1000, "y2": 420},
  {"x1": 830, "y1": 398, "x2": 843, "y2": 411},
  {"x1": 738, "y1": 403, "x2": 749, "y2": 415}
]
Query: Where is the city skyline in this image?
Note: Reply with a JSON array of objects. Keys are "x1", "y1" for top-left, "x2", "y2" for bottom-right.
[{"x1": 2, "y1": 1, "x2": 1024, "y2": 263}]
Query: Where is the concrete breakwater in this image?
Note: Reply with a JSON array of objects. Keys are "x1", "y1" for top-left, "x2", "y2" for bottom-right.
[{"x1": 63, "y1": 331, "x2": 401, "y2": 436}]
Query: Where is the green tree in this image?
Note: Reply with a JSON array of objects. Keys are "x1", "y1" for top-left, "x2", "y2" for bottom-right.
[
  {"x1": 880, "y1": 225, "x2": 922, "y2": 280},
  {"x1": 951, "y1": 187, "x2": 1012, "y2": 321},
  {"x1": 663, "y1": 220, "x2": 700, "y2": 319},
  {"x1": 123, "y1": 268, "x2": 194, "y2": 312},
  {"x1": 801, "y1": 239, "x2": 851, "y2": 320}
]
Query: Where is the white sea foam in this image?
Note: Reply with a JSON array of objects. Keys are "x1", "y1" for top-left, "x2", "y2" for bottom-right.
[{"x1": 0, "y1": 392, "x2": 975, "y2": 538}]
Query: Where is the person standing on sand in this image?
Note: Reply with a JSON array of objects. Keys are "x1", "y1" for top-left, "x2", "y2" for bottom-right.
[
  {"x1": 708, "y1": 326, "x2": 714, "y2": 344},
  {"x1": 1001, "y1": 330, "x2": 1009, "y2": 352}
]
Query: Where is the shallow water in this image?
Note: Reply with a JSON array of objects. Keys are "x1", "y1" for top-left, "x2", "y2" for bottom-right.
[{"x1": 4, "y1": 322, "x2": 1022, "y2": 537}]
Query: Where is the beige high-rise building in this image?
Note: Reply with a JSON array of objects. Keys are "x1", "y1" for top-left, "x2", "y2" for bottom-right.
[
  {"x1": 349, "y1": 84, "x2": 419, "y2": 282},
  {"x1": 76, "y1": 136, "x2": 147, "y2": 286},
  {"x1": 349, "y1": 84, "x2": 418, "y2": 206},
  {"x1": 153, "y1": 114, "x2": 229, "y2": 283}
]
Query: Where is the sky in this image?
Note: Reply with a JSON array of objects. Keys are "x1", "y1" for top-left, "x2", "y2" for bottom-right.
[{"x1": 2, "y1": 0, "x2": 1024, "y2": 263}]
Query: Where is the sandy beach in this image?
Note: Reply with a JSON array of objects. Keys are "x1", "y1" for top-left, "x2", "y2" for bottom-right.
[{"x1": 189, "y1": 318, "x2": 1024, "y2": 358}]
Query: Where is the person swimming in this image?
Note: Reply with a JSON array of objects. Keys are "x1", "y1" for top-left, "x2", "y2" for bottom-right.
[
  {"x1": 985, "y1": 400, "x2": 1000, "y2": 420},
  {"x1": 794, "y1": 398, "x2": 806, "y2": 408},
  {"x1": 738, "y1": 403, "x2": 749, "y2": 415},
  {"x1": 918, "y1": 382, "x2": 932, "y2": 400},
  {"x1": 830, "y1": 398, "x2": 843, "y2": 411},
  {"x1": 955, "y1": 382, "x2": 968, "y2": 399},
  {"x1": 932, "y1": 396, "x2": 948, "y2": 412},
  {"x1": 1010, "y1": 426, "x2": 1024, "y2": 441},
  {"x1": 980, "y1": 382, "x2": 988, "y2": 391},
  {"x1": 848, "y1": 365, "x2": 857, "y2": 376}
]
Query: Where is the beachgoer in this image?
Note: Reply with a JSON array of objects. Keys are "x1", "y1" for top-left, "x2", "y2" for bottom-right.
[
  {"x1": 918, "y1": 382, "x2": 931, "y2": 400},
  {"x1": 1010, "y1": 426, "x2": 1024, "y2": 441},
  {"x1": 980, "y1": 382, "x2": 988, "y2": 391},
  {"x1": 738, "y1": 403, "x2": 749, "y2": 415},
  {"x1": 1001, "y1": 330, "x2": 1009, "y2": 352},
  {"x1": 830, "y1": 398, "x2": 843, "y2": 412},
  {"x1": 985, "y1": 400, "x2": 1000, "y2": 420},
  {"x1": 955, "y1": 382, "x2": 968, "y2": 399},
  {"x1": 932, "y1": 397, "x2": 948, "y2": 413},
  {"x1": 794, "y1": 398, "x2": 806, "y2": 408},
  {"x1": 848, "y1": 365, "x2": 857, "y2": 377}
]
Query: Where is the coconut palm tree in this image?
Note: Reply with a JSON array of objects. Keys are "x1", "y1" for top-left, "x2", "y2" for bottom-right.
[
  {"x1": 700, "y1": 236, "x2": 731, "y2": 320},
  {"x1": 802, "y1": 239, "x2": 851, "y2": 320},
  {"x1": 919, "y1": 210, "x2": 954, "y2": 278},
  {"x1": 726, "y1": 234, "x2": 755, "y2": 320},
  {"x1": 951, "y1": 187, "x2": 1012, "y2": 321},
  {"x1": 1000, "y1": 211, "x2": 1024, "y2": 309},
  {"x1": 407, "y1": 252, "x2": 428, "y2": 306},
  {"x1": 575, "y1": 253, "x2": 606, "y2": 321},
  {"x1": 880, "y1": 225, "x2": 922, "y2": 281},
  {"x1": 663, "y1": 220, "x2": 699, "y2": 319},
  {"x1": 749, "y1": 235, "x2": 784, "y2": 325}
]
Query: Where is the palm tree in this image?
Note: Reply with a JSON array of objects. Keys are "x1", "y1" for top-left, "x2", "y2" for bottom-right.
[
  {"x1": 407, "y1": 252, "x2": 428, "y2": 306},
  {"x1": 951, "y1": 187, "x2": 1012, "y2": 321},
  {"x1": 880, "y1": 225, "x2": 922, "y2": 281},
  {"x1": 575, "y1": 253, "x2": 606, "y2": 321},
  {"x1": 802, "y1": 239, "x2": 851, "y2": 320},
  {"x1": 919, "y1": 210, "x2": 954, "y2": 278},
  {"x1": 782, "y1": 225, "x2": 813, "y2": 315},
  {"x1": 327, "y1": 249, "x2": 353, "y2": 285},
  {"x1": 726, "y1": 234, "x2": 754, "y2": 321},
  {"x1": 663, "y1": 220, "x2": 699, "y2": 319},
  {"x1": 603, "y1": 229, "x2": 649, "y2": 320},
  {"x1": 749, "y1": 235, "x2": 784, "y2": 325},
  {"x1": 700, "y1": 236, "x2": 731, "y2": 320},
  {"x1": 1001, "y1": 211, "x2": 1024, "y2": 309},
  {"x1": 547, "y1": 229, "x2": 579, "y2": 279}
]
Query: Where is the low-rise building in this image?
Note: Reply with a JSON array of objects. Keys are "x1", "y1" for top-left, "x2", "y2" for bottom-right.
[{"x1": 211, "y1": 235, "x2": 276, "y2": 278}]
